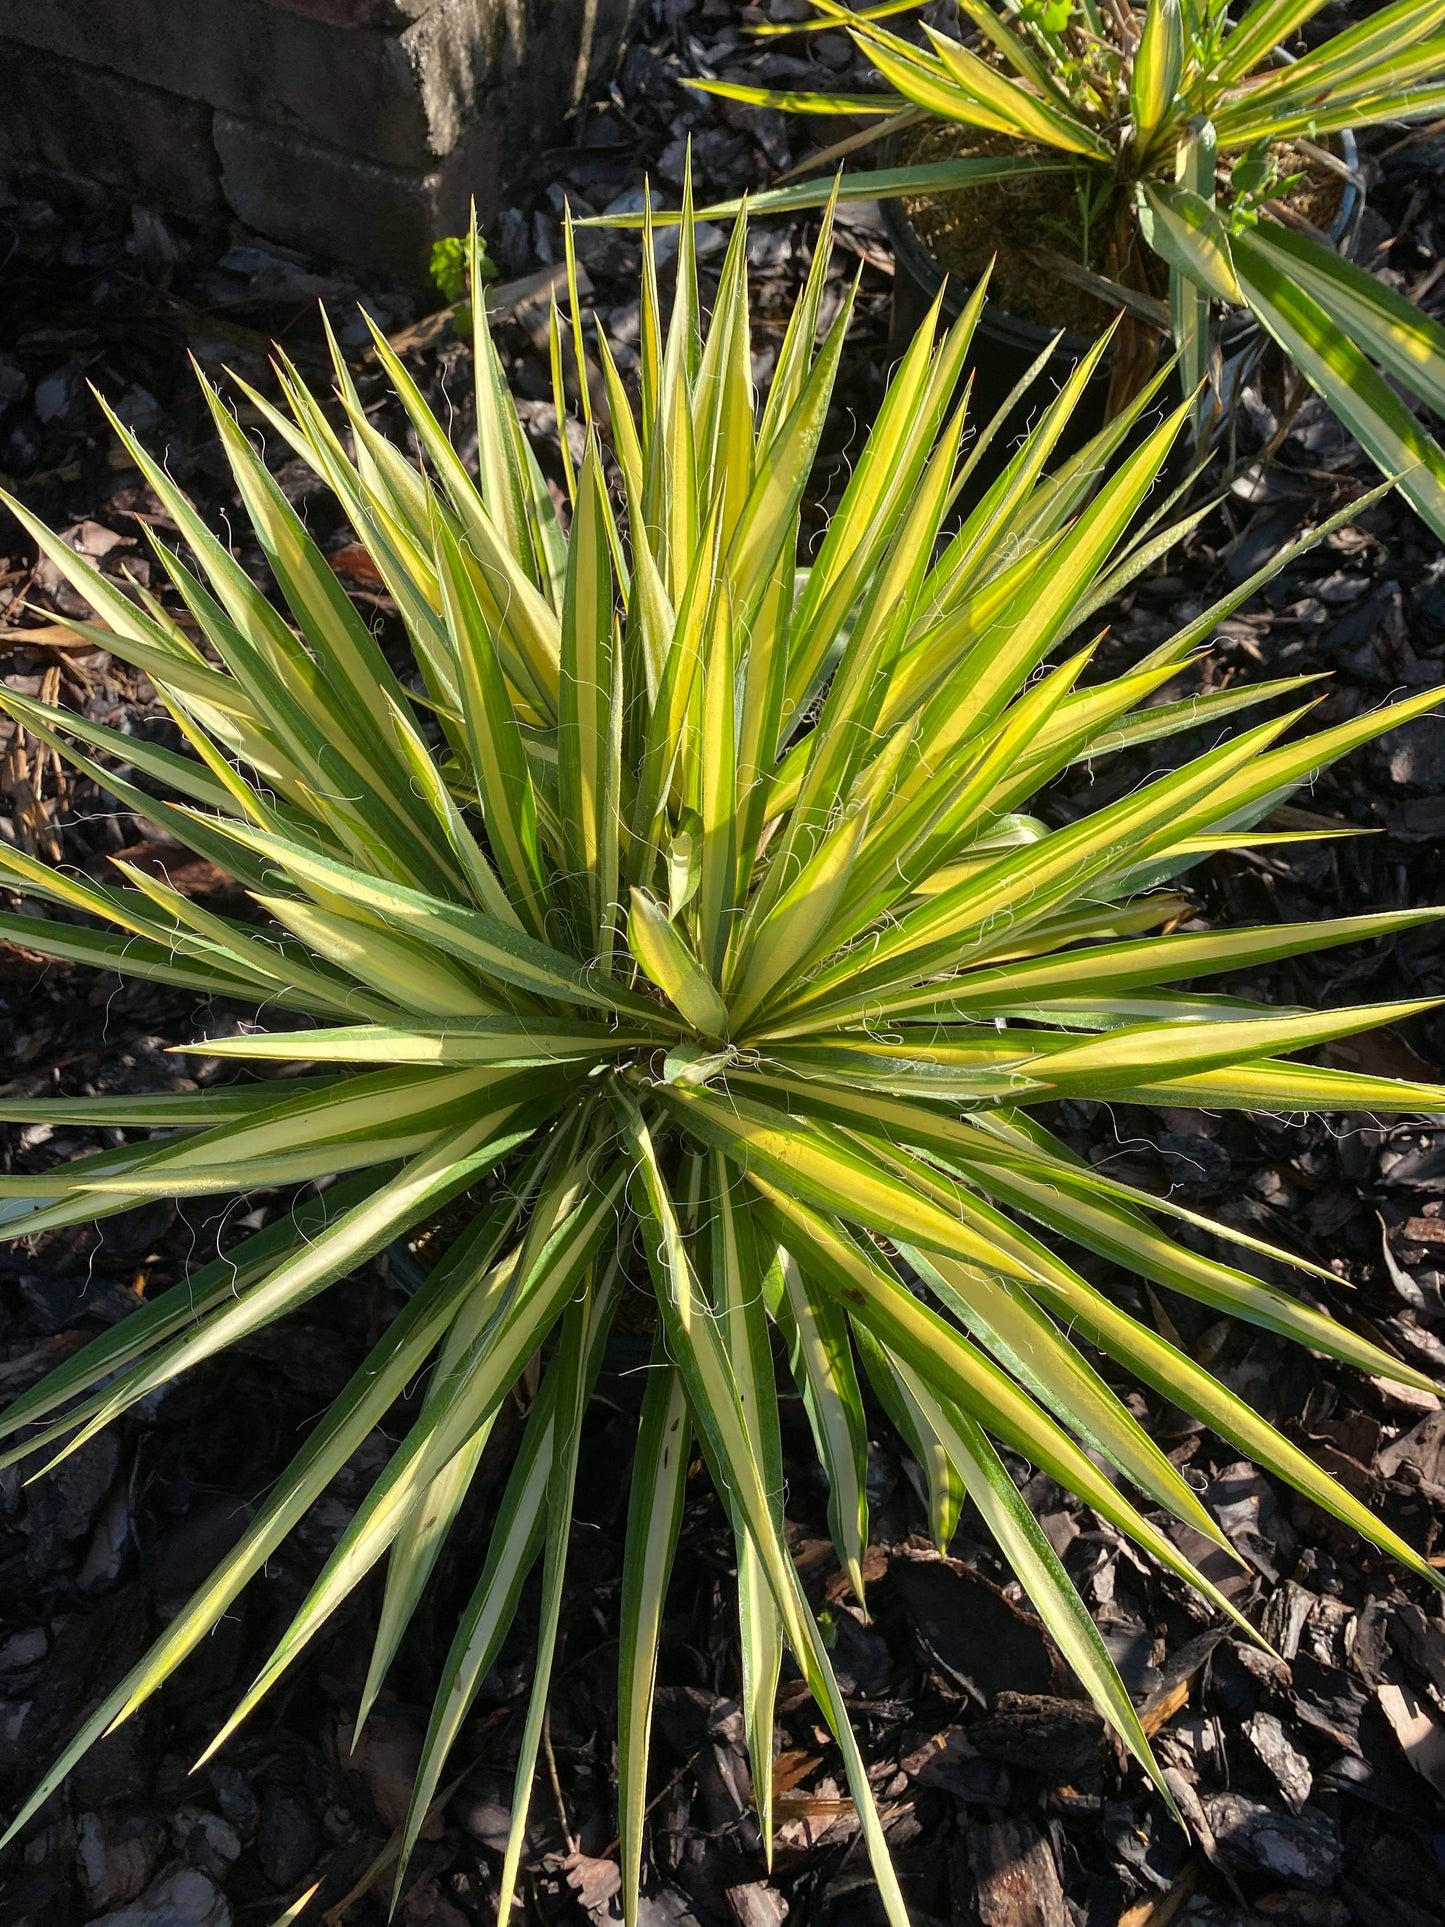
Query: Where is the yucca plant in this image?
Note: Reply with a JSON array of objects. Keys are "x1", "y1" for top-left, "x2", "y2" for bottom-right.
[
  {"x1": 684, "y1": 0, "x2": 1445, "y2": 533},
  {"x1": 2, "y1": 197, "x2": 1444, "y2": 1923}
]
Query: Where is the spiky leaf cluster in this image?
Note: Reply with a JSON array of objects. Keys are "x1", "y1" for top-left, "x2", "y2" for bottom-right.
[{"x1": 2, "y1": 204, "x2": 1442, "y2": 1921}]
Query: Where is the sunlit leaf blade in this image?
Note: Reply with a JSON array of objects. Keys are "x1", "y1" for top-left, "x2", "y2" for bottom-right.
[
  {"x1": 901, "y1": 1242, "x2": 1225, "y2": 1543},
  {"x1": 924, "y1": 908, "x2": 1442, "y2": 1014},
  {"x1": 585, "y1": 157, "x2": 1066, "y2": 225},
  {"x1": 0, "y1": 913, "x2": 273, "y2": 1005},
  {"x1": 962, "y1": 1110, "x2": 1443, "y2": 1394},
  {"x1": 709, "y1": 1159, "x2": 785, "y2": 1859},
  {"x1": 1212, "y1": 0, "x2": 1335, "y2": 82},
  {"x1": 1131, "y1": 0, "x2": 1184, "y2": 146},
  {"x1": 853, "y1": 1321, "x2": 963, "y2": 1550},
  {"x1": 202, "y1": 1145, "x2": 623, "y2": 1768},
  {"x1": 358, "y1": 1426, "x2": 490, "y2": 1741},
  {"x1": 618, "y1": 1094, "x2": 910, "y2": 1927},
  {"x1": 0, "y1": 681, "x2": 237, "y2": 813},
  {"x1": 351, "y1": 1168, "x2": 557, "y2": 1735},
  {"x1": 754, "y1": 1189, "x2": 1259, "y2": 1633},
  {"x1": 629, "y1": 888, "x2": 731, "y2": 1040},
  {"x1": 0, "y1": 1175, "x2": 380, "y2": 1464},
  {"x1": 777, "y1": 1244, "x2": 871, "y2": 1603},
  {"x1": 957, "y1": 1207, "x2": 1445, "y2": 1587},
  {"x1": 393, "y1": 1364, "x2": 559, "y2": 1887},
  {"x1": 190, "y1": 814, "x2": 664, "y2": 1021},
  {"x1": 686, "y1": 78, "x2": 905, "y2": 116},
  {"x1": 496, "y1": 1264, "x2": 620, "y2": 1918},
  {"x1": 187, "y1": 1019, "x2": 650, "y2": 1065},
  {"x1": 1233, "y1": 225, "x2": 1445, "y2": 542},
  {"x1": 898, "y1": 1355, "x2": 1175, "y2": 1804},
  {"x1": 1244, "y1": 219, "x2": 1445, "y2": 420},
  {"x1": 433, "y1": 511, "x2": 549, "y2": 932},
  {"x1": 0, "y1": 1216, "x2": 503, "y2": 1847},
  {"x1": 1119, "y1": 1059, "x2": 1445, "y2": 1111},
  {"x1": 559, "y1": 443, "x2": 623, "y2": 961},
  {"x1": 732, "y1": 1067, "x2": 1358, "y2": 1290},
  {"x1": 921, "y1": 22, "x2": 1112, "y2": 155},
  {"x1": 27, "y1": 1107, "x2": 547, "y2": 1476},
  {"x1": 1138, "y1": 183, "x2": 1242, "y2": 305},
  {"x1": 617, "y1": 1352, "x2": 691, "y2": 1927}
]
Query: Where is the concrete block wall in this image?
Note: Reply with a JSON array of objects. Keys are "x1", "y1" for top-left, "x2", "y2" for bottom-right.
[{"x1": 0, "y1": 0, "x2": 640, "y2": 281}]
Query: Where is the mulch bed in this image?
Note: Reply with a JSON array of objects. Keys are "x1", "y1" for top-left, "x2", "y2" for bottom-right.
[{"x1": 4, "y1": 4, "x2": 1445, "y2": 1925}]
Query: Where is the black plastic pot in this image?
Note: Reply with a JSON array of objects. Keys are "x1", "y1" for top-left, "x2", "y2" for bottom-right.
[{"x1": 881, "y1": 131, "x2": 1363, "y2": 488}]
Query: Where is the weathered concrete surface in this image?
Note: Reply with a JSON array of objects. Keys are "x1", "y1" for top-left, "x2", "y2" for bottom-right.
[
  {"x1": 0, "y1": 0, "x2": 639, "y2": 281},
  {"x1": 214, "y1": 112, "x2": 504, "y2": 280},
  {"x1": 5, "y1": 0, "x2": 494, "y2": 168},
  {"x1": 0, "y1": 37, "x2": 224, "y2": 221}
]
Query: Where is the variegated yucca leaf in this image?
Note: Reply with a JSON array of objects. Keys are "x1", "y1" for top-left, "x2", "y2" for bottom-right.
[
  {"x1": 664, "y1": 0, "x2": 1445, "y2": 533},
  {"x1": 2, "y1": 200, "x2": 1443, "y2": 1924}
]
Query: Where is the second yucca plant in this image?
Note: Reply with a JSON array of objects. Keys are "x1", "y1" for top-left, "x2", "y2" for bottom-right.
[
  {"x1": 2, "y1": 198, "x2": 1443, "y2": 1920},
  {"x1": 690, "y1": 0, "x2": 1445, "y2": 531}
]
